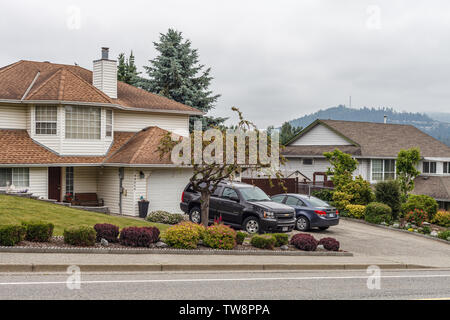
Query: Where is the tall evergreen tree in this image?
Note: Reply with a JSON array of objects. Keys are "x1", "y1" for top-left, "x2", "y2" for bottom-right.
[
  {"x1": 117, "y1": 51, "x2": 140, "y2": 85},
  {"x1": 280, "y1": 122, "x2": 302, "y2": 145},
  {"x1": 142, "y1": 29, "x2": 225, "y2": 130}
]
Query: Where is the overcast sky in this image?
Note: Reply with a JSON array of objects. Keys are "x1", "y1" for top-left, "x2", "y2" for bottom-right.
[{"x1": 1, "y1": 1, "x2": 450, "y2": 127}]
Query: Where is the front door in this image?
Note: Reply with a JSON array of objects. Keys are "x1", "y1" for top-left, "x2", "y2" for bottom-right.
[{"x1": 48, "y1": 167, "x2": 62, "y2": 201}]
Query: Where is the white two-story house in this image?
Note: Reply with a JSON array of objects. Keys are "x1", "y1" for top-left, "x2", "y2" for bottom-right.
[
  {"x1": 0, "y1": 48, "x2": 202, "y2": 215},
  {"x1": 281, "y1": 119, "x2": 450, "y2": 209}
]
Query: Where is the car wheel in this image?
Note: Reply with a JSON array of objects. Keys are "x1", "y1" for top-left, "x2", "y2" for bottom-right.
[
  {"x1": 319, "y1": 226, "x2": 329, "y2": 231},
  {"x1": 189, "y1": 206, "x2": 201, "y2": 224},
  {"x1": 243, "y1": 216, "x2": 260, "y2": 234},
  {"x1": 296, "y1": 216, "x2": 310, "y2": 231}
]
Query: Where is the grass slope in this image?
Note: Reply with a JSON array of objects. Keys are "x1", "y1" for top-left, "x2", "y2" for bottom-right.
[{"x1": 0, "y1": 195, "x2": 169, "y2": 236}]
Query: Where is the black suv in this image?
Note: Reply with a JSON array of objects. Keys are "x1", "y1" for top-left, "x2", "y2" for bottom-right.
[{"x1": 180, "y1": 181, "x2": 296, "y2": 234}]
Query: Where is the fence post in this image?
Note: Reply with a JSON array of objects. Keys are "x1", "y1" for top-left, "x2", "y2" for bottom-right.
[{"x1": 308, "y1": 184, "x2": 311, "y2": 197}]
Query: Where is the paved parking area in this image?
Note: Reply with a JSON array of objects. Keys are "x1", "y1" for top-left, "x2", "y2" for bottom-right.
[{"x1": 293, "y1": 219, "x2": 450, "y2": 268}]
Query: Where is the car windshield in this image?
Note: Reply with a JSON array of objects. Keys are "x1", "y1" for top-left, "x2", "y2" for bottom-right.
[
  {"x1": 238, "y1": 186, "x2": 271, "y2": 201},
  {"x1": 304, "y1": 196, "x2": 331, "y2": 208}
]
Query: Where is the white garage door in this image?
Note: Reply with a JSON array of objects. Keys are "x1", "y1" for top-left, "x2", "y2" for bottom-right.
[{"x1": 147, "y1": 168, "x2": 193, "y2": 213}]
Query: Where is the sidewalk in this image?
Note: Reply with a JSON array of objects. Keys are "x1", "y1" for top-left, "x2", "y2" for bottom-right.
[{"x1": 0, "y1": 252, "x2": 434, "y2": 272}]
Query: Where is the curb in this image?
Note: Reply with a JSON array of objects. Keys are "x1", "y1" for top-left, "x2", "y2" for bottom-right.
[
  {"x1": 0, "y1": 246, "x2": 353, "y2": 257},
  {"x1": 0, "y1": 263, "x2": 432, "y2": 273},
  {"x1": 341, "y1": 217, "x2": 450, "y2": 245}
]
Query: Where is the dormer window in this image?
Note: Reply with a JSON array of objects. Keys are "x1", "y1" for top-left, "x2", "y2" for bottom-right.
[
  {"x1": 65, "y1": 106, "x2": 101, "y2": 139},
  {"x1": 35, "y1": 106, "x2": 57, "y2": 135}
]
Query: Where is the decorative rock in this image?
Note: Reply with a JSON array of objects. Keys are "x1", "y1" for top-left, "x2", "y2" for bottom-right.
[
  {"x1": 100, "y1": 238, "x2": 109, "y2": 247},
  {"x1": 380, "y1": 222, "x2": 387, "y2": 226},
  {"x1": 414, "y1": 229, "x2": 418, "y2": 233},
  {"x1": 280, "y1": 245, "x2": 289, "y2": 251},
  {"x1": 447, "y1": 237, "x2": 450, "y2": 241},
  {"x1": 430, "y1": 231, "x2": 438, "y2": 237},
  {"x1": 411, "y1": 224, "x2": 418, "y2": 229},
  {"x1": 393, "y1": 223, "x2": 400, "y2": 228},
  {"x1": 317, "y1": 244, "x2": 325, "y2": 250},
  {"x1": 156, "y1": 241, "x2": 168, "y2": 248},
  {"x1": 422, "y1": 222, "x2": 431, "y2": 226}
]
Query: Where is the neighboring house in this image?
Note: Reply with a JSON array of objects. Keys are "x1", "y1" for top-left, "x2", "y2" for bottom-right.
[
  {"x1": 282, "y1": 119, "x2": 450, "y2": 209},
  {"x1": 0, "y1": 48, "x2": 203, "y2": 215}
]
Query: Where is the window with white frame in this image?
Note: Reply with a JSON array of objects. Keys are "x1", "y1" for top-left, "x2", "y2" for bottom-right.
[
  {"x1": 423, "y1": 161, "x2": 437, "y2": 174},
  {"x1": 65, "y1": 167, "x2": 74, "y2": 195},
  {"x1": 444, "y1": 162, "x2": 450, "y2": 174},
  {"x1": 106, "y1": 110, "x2": 113, "y2": 137},
  {"x1": 372, "y1": 159, "x2": 396, "y2": 181},
  {"x1": 65, "y1": 106, "x2": 101, "y2": 139},
  {"x1": 35, "y1": 106, "x2": 57, "y2": 135},
  {"x1": 0, "y1": 168, "x2": 29, "y2": 187},
  {"x1": 303, "y1": 158, "x2": 313, "y2": 165}
]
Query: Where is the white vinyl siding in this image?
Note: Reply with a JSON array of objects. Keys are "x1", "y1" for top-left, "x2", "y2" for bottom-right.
[
  {"x1": 291, "y1": 124, "x2": 351, "y2": 146},
  {"x1": 97, "y1": 167, "x2": 120, "y2": 214},
  {"x1": 0, "y1": 105, "x2": 27, "y2": 129},
  {"x1": 29, "y1": 167, "x2": 48, "y2": 198},
  {"x1": 93, "y1": 59, "x2": 117, "y2": 99},
  {"x1": 73, "y1": 167, "x2": 98, "y2": 193},
  {"x1": 114, "y1": 111, "x2": 190, "y2": 137}
]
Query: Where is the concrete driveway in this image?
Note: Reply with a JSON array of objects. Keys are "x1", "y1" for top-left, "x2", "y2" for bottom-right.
[{"x1": 293, "y1": 219, "x2": 450, "y2": 268}]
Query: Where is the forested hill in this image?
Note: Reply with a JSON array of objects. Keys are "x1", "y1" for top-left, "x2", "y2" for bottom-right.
[{"x1": 288, "y1": 105, "x2": 450, "y2": 146}]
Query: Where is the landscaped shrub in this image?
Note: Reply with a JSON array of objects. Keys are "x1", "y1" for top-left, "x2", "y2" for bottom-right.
[
  {"x1": 364, "y1": 202, "x2": 392, "y2": 224},
  {"x1": 0, "y1": 225, "x2": 26, "y2": 246},
  {"x1": 119, "y1": 226, "x2": 160, "y2": 247},
  {"x1": 146, "y1": 211, "x2": 186, "y2": 225},
  {"x1": 22, "y1": 221, "x2": 54, "y2": 242},
  {"x1": 375, "y1": 180, "x2": 402, "y2": 219},
  {"x1": 405, "y1": 209, "x2": 428, "y2": 226},
  {"x1": 250, "y1": 235, "x2": 276, "y2": 250},
  {"x1": 402, "y1": 195, "x2": 438, "y2": 220},
  {"x1": 290, "y1": 233, "x2": 318, "y2": 251},
  {"x1": 63, "y1": 227, "x2": 96, "y2": 246},
  {"x1": 271, "y1": 233, "x2": 289, "y2": 247},
  {"x1": 164, "y1": 222, "x2": 205, "y2": 249},
  {"x1": 311, "y1": 189, "x2": 334, "y2": 203},
  {"x1": 236, "y1": 231, "x2": 246, "y2": 245},
  {"x1": 94, "y1": 223, "x2": 120, "y2": 243},
  {"x1": 202, "y1": 223, "x2": 236, "y2": 250},
  {"x1": 332, "y1": 191, "x2": 353, "y2": 212},
  {"x1": 345, "y1": 204, "x2": 366, "y2": 219},
  {"x1": 341, "y1": 176, "x2": 375, "y2": 205},
  {"x1": 319, "y1": 237, "x2": 340, "y2": 251},
  {"x1": 432, "y1": 211, "x2": 450, "y2": 227},
  {"x1": 437, "y1": 230, "x2": 450, "y2": 241}
]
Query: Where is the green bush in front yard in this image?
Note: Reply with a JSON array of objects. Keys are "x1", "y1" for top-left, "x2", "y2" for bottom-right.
[
  {"x1": 332, "y1": 191, "x2": 353, "y2": 212},
  {"x1": 271, "y1": 233, "x2": 289, "y2": 247},
  {"x1": 364, "y1": 202, "x2": 392, "y2": 224},
  {"x1": 345, "y1": 204, "x2": 366, "y2": 219},
  {"x1": 63, "y1": 226, "x2": 96, "y2": 246},
  {"x1": 437, "y1": 230, "x2": 450, "y2": 241},
  {"x1": 22, "y1": 221, "x2": 54, "y2": 242},
  {"x1": 0, "y1": 225, "x2": 26, "y2": 246},
  {"x1": 432, "y1": 211, "x2": 450, "y2": 227},
  {"x1": 250, "y1": 235, "x2": 276, "y2": 250},
  {"x1": 164, "y1": 222, "x2": 205, "y2": 249},
  {"x1": 236, "y1": 231, "x2": 247, "y2": 245},
  {"x1": 311, "y1": 189, "x2": 334, "y2": 203},
  {"x1": 375, "y1": 180, "x2": 402, "y2": 219},
  {"x1": 146, "y1": 211, "x2": 186, "y2": 225},
  {"x1": 402, "y1": 195, "x2": 438, "y2": 220},
  {"x1": 202, "y1": 223, "x2": 236, "y2": 250}
]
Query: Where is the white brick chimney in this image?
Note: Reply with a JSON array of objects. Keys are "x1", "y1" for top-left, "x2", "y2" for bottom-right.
[{"x1": 93, "y1": 47, "x2": 117, "y2": 99}]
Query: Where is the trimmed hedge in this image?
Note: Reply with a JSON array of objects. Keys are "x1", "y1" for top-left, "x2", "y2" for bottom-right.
[
  {"x1": 94, "y1": 223, "x2": 120, "y2": 243},
  {"x1": 236, "y1": 231, "x2": 246, "y2": 245},
  {"x1": 345, "y1": 204, "x2": 366, "y2": 219},
  {"x1": 146, "y1": 211, "x2": 186, "y2": 225},
  {"x1": 290, "y1": 234, "x2": 318, "y2": 251},
  {"x1": 271, "y1": 233, "x2": 289, "y2": 247},
  {"x1": 64, "y1": 226, "x2": 96, "y2": 246},
  {"x1": 119, "y1": 226, "x2": 160, "y2": 247},
  {"x1": 0, "y1": 225, "x2": 26, "y2": 246},
  {"x1": 319, "y1": 237, "x2": 340, "y2": 251},
  {"x1": 364, "y1": 202, "x2": 392, "y2": 224},
  {"x1": 433, "y1": 211, "x2": 450, "y2": 227},
  {"x1": 202, "y1": 223, "x2": 236, "y2": 250},
  {"x1": 250, "y1": 235, "x2": 276, "y2": 250},
  {"x1": 164, "y1": 222, "x2": 205, "y2": 249},
  {"x1": 22, "y1": 222, "x2": 54, "y2": 242}
]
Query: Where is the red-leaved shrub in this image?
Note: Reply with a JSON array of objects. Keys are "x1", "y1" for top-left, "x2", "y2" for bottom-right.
[
  {"x1": 319, "y1": 237, "x2": 340, "y2": 251},
  {"x1": 290, "y1": 233, "x2": 318, "y2": 251},
  {"x1": 119, "y1": 226, "x2": 160, "y2": 247},
  {"x1": 94, "y1": 223, "x2": 120, "y2": 243}
]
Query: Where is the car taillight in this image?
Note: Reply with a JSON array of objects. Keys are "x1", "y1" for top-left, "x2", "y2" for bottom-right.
[
  {"x1": 336, "y1": 210, "x2": 339, "y2": 215},
  {"x1": 181, "y1": 191, "x2": 185, "y2": 202},
  {"x1": 314, "y1": 210, "x2": 327, "y2": 216}
]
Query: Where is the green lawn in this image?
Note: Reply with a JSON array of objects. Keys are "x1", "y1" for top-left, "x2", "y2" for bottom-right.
[{"x1": 0, "y1": 194, "x2": 170, "y2": 235}]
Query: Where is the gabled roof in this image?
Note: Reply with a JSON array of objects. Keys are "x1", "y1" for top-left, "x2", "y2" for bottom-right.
[
  {"x1": 284, "y1": 119, "x2": 450, "y2": 158},
  {"x1": 0, "y1": 60, "x2": 202, "y2": 115}
]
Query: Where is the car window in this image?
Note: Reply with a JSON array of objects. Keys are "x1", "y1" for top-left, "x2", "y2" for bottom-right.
[
  {"x1": 271, "y1": 195, "x2": 285, "y2": 203},
  {"x1": 222, "y1": 187, "x2": 238, "y2": 199},
  {"x1": 238, "y1": 186, "x2": 271, "y2": 201},
  {"x1": 304, "y1": 196, "x2": 331, "y2": 208},
  {"x1": 285, "y1": 196, "x2": 302, "y2": 206}
]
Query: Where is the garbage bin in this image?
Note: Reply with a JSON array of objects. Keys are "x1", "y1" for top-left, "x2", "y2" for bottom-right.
[{"x1": 138, "y1": 200, "x2": 149, "y2": 218}]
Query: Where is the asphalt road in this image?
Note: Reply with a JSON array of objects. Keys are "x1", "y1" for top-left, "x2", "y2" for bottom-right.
[{"x1": 0, "y1": 269, "x2": 449, "y2": 300}]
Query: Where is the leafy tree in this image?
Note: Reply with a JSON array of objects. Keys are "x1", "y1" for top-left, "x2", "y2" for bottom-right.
[
  {"x1": 143, "y1": 29, "x2": 225, "y2": 130},
  {"x1": 396, "y1": 147, "x2": 421, "y2": 201},
  {"x1": 117, "y1": 51, "x2": 140, "y2": 85},
  {"x1": 280, "y1": 122, "x2": 302, "y2": 145},
  {"x1": 324, "y1": 149, "x2": 358, "y2": 190}
]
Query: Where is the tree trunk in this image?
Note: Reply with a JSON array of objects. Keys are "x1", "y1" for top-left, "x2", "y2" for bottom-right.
[{"x1": 200, "y1": 191, "x2": 210, "y2": 227}]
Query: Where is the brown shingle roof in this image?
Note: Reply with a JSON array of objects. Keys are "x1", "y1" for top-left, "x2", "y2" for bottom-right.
[
  {"x1": 0, "y1": 60, "x2": 202, "y2": 114},
  {"x1": 412, "y1": 175, "x2": 450, "y2": 200},
  {"x1": 285, "y1": 119, "x2": 450, "y2": 158},
  {"x1": 283, "y1": 145, "x2": 361, "y2": 157}
]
